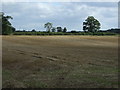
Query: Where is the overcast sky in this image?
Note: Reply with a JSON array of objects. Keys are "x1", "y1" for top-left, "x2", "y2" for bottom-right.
[{"x1": 2, "y1": 2, "x2": 118, "y2": 31}]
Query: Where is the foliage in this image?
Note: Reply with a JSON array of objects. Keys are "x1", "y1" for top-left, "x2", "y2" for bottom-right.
[
  {"x1": 44, "y1": 22, "x2": 52, "y2": 32},
  {"x1": 13, "y1": 31, "x2": 118, "y2": 36},
  {"x1": 1, "y1": 12, "x2": 15, "y2": 35},
  {"x1": 31, "y1": 29, "x2": 36, "y2": 32},
  {"x1": 83, "y1": 16, "x2": 101, "y2": 32},
  {"x1": 63, "y1": 27, "x2": 67, "y2": 32},
  {"x1": 1, "y1": 13, "x2": 118, "y2": 36},
  {"x1": 51, "y1": 27, "x2": 56, "y2": 32},
  {"x1": 57, "y1": 27, "x2": 62, "y2": 32},
  {"x1": 71, "y1": 30, "x2": 78, "y2": 33}
]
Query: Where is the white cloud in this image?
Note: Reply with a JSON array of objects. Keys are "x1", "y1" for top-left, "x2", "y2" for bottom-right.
[{"x1": 2, "y1": 2, "x2": 118, "y2": 31}]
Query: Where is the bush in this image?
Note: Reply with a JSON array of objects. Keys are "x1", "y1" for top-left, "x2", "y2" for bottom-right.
[{"x1": 13, "y1": 31, "x2": 118, "y2": 36}]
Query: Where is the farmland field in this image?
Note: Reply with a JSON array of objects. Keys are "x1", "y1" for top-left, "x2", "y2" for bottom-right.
[{"x1": 2, "y1": 35, "x2": 118, "y2": 88}]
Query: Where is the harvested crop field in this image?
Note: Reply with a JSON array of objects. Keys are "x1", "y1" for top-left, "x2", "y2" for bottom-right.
[{"x1": 2, "y1": 35, "x2": 118, "y2": 88}]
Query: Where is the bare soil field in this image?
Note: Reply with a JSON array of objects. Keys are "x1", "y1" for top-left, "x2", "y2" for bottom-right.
[{"x1": 2, "y1": 35, "x2": 118, "y2": 88}]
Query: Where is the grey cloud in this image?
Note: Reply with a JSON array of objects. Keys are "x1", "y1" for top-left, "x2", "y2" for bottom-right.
[
  {"x1": 80, "y1": 2, "x2": 117, "y2": 8},
  {"x1": 2, "y1": 2, "x2": 118, "y2": 31}
]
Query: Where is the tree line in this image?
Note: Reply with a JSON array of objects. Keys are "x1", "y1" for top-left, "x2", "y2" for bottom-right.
[
  {"x1": 44, "y1": 22, "x2": 67, "y2": 33},
  {"x1": 44, "y1": 16, "x2": 100, "y2": 33},
  {"x1": 1, "y1": 12, "x2": 119, "y2": 35}
]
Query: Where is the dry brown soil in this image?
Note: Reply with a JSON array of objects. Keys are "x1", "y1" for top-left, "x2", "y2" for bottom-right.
[{"x1": 2, "y1": 35, "x2": 118, "y2": 88}]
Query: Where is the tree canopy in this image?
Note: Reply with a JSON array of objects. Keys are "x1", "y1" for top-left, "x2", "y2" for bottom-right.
[
  {"x1": 51, "y1": 27, "x2": 56, "y2": 32},
  {"x1": 44, "y1": 22, "x2": 52, "y2": 32},
  {"x1": 57, "y1": 27, "x2": 62, "y2": 32},
  {"x1": 1, "y1": 12, "x2": 15, "y2": 35},
  {"x1": 63, "y1": 27, "x2": 67, "y2": 32},
  {"x1": 83, "y1": 16, "x2": 101, "y2": 32}
]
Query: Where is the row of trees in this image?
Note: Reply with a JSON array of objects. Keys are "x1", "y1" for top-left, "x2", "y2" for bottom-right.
[
  {"x1": 1, "y1": 13, "x2": 104, "y2": 35},
  {"x1": 44, "y1": 22, "x2": 67, "y2": 32},
  {"x1": 13, "y1": 31, "x2": 117, "y2": 35},
  {"x1": 44, "y1": 16, "x2": 101, "y2": 33}
]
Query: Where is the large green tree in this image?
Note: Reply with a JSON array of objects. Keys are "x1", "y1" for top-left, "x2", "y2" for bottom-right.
[
  {"x1": 44, "y1": 22, "x2": 52, "y2": 32},
  {"x1": 1, "y1": 12, "x2": 15, "y2": 35},
  {"x1": 83, "y1": 16, "x2": 101, "y2": 32}
]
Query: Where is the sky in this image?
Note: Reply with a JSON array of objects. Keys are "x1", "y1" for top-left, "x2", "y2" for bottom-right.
[{"x1": 1, "y1": 1, "x2": 119, "y2": 31}]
